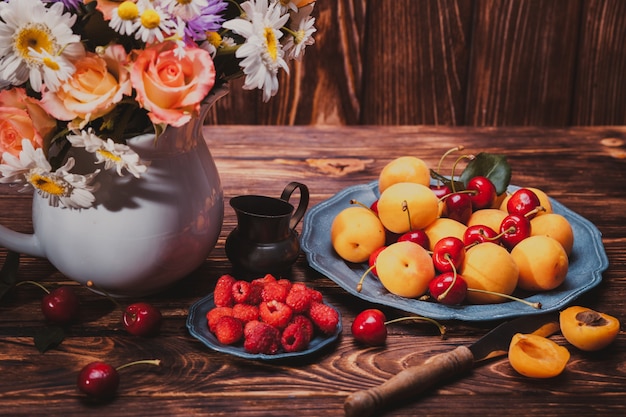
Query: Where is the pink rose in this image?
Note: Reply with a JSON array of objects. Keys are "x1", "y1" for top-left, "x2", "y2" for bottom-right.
[
  {"x1": 130, "y1": 42, "x2": 216, "y2": 127},
  {"x1": 40, "y1": 45, "x2": 132, "y2": 126},
  {"x1": 0, "y1": 88, "x2": 56, "y2": 161}
]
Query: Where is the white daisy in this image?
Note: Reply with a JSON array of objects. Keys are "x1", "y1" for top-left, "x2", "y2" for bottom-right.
[
  {"x1": 109, "y1": 0, "x2": 141, "y2": 36},
  {"x1": 162, "y1": 0, "x2": 209, "y2": 20},
  {"x1": 67, "y1": 130, "x2": 148, "y2": 179},
  {"x1": 27, "y1": 47, "x2": 76, "y2": 92},
  {"x1": 0, "y1": 139, "x2": 99, "y2": 209},
  {"x1": 282, "y1": 4, "x2": 316, "y2": 61},
  {"x1": 135, "y1": 0, "x2": 177, "y2": 44},
  {"x1": 222, "y1": 0, "x2": 290, "y2": 101},
  {"x1": 0, "y1": 0, "x2": 85, "y2": 92}
]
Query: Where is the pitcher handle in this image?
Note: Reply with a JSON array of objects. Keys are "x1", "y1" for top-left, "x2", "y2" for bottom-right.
[{"x1": 280, "y1": 182, "x2": 309, "y2": 230}]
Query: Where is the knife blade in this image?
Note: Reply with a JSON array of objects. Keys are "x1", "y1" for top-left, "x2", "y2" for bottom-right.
[{"x1": 343, "y1": 312, "x2": 560, "y2": 417}]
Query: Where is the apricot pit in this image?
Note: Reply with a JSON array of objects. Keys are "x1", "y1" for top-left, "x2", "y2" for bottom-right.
[{"x1": 559, "y1": 306, "x2": 620, "y2": 351}]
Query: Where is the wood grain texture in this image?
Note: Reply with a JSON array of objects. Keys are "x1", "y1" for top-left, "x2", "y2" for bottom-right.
[
  {"x1": 205, "y1": 0, "x2": 626, "y2": 126},
  {"x1": 1, "y1": 126, "x2": 626, "y2": 416}
]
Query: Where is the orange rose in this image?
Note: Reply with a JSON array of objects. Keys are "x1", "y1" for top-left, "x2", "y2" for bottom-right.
[
  {"x1": 0, "y1": 88, "x2": 56, "y2": 161},
  {"x1": 130, "y1": 42, "x2": 216, "y2": 127},
  {"x1": 40, "y1": 45, "x2": 132, "y2": 126}
]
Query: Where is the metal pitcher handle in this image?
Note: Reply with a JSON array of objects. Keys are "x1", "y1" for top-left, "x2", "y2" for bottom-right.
[{"x1": 280, "y1": 182, "x2": 309, "y2": 230}]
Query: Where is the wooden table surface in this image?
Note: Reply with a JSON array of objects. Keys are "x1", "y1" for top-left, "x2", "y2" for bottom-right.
[{"x1": 1, "y1": 126, "x2": 625, "y2": 416}]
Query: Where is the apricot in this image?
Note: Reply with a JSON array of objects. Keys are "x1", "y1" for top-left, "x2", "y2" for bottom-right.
[
  {"x1": 375, "y1": 241, "x2": 435, "y2": 298},
  {"x1": 466, "y1": 208, "x2": 508, "y2": 234},
  {"x1": 330, "y1": 206, "x2": 386, "y2": 263},
  {"x1": 559, "y1": 306, "x2": 621, "y2": 351},
  {"x1": 377, "y1": 182, "x2": 439, "y2": 234},
  {"x1": 460, "y1": 242, "x2": 519, "y2": 304},
  {"x1": 511, "y1": 235, "x2": 568, "y2": 292},
  {"x1": 508, "y1": 333, "x2": 570, "y2": 378},
  {"x1": 378, "y1": 156, "x2": 430, "y2": 193},
  {"x1": 530, "y1": 213, "x2": 574, "y2": 256},
  {"x1": 423, "y1": 217, "x2": 467, "y2": 251}
]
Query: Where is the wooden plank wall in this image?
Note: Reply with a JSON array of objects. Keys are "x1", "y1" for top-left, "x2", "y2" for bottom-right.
[{"x1": 206, "y1": 0, "x2": 626, "y2": 126}]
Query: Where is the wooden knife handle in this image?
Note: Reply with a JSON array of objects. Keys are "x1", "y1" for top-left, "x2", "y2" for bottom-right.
[{"x1": 344, "y1": 345, "x2": 474, "y2": 417}]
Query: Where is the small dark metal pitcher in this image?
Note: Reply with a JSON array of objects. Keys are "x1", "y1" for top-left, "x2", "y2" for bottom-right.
[{"x1": 225, "y1": 182, "x2": 309, "y2": 274}]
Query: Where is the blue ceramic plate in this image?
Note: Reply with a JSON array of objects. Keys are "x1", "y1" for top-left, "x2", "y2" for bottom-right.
[
  {"x1": 187, "y1": 293, "x2": 342, "y2": 361},
  {"x1": 301, "y1": 180, "x2": 609, "y2": 321}
]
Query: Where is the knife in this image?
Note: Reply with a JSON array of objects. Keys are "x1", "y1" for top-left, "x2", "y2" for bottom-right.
[{"x1": 343, "y1": 312, "x2": 560, "y2": 417}]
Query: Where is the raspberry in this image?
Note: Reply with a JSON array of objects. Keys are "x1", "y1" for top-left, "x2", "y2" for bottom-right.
[
  {"x1": 259, "y1": 300, "x2": 293, "y2": 329},
  {"x1": 232, "y1": 303, "x2": 259, "y2": 323},
  {"x1": 308, "y1": 301, "x2": 339, "y2": 335},
  {"x1": 213, "y1": 316, "x2": 243, "y2": 345},
  {"x1": 248, "y1": 274, "x2": 276, "y2": 305},
  {"x1": 206, "y1": 306, "x2": 233, "y2": 332},
  {"x1": 307, "y1": 288, "x2": 324, "y2": 304},
  {"x1": 232, "y1": 280, "x2": 251, "y2": 304},
  {"x1": 281, "y1": 321, "x2": 312, "y2": 353},
  {"x1": 285, "y1": 283, "x2": 313, "y2": 313},
  {"x1": 290, "y1": 314, "x2": 314, "y2": 341},
  {"x1": 243, "y1": 320, "x2": 280, "y2": 354},
  {"x1": 213, "y1": 274, "x2": 236, "y2": 307},
  {"x1": 262, "y1": 281, "x2": 289, "y2": 303}
]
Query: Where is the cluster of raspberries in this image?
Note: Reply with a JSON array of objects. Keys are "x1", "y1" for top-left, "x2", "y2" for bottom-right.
[{"x1": 206, "y1": 273, "x2": 340, "y2": 355}]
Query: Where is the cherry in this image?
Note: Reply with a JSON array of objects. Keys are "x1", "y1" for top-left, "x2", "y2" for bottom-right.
[
  {"x1": 123, "y1": 302, "x2": 163, "y2": 337},
  {"x1": 396, "y1": 229, "x2": 430, "y2": 250},
  {"x1": 463, "y1": 224, "x2": 499, "y2": 247},
  {"x1": 444, "y1": 192, "x2": 473, "y2": 224},
  {"x1": 351, "y1": 309, "x2": 388, "y2": 346},
  {"x1": 351, "y1": 309, "x2": 446, "y2": 346},
  {"x1": 500, "y1": 213, "x2": 531, "y2": 250},
  {"x1": 368, "y1": 246, "x2": 386, "y2": 277},
  {"x1": 430, "y1": 183, "x2": 452, "y2": 199},
  {"x1": 16, "y1": 281, "x2": 80, "y2": 325},
  {"x1": 370, "y1": 199, "x2": 379, "y2": 214},
  {"x1": 466, "y1": 176, "x2": 496, "y2": 210},
  {"x1": 429, "y1": 272, "x2": 468, "y2": 305},
  {"x1": 507, "y1": 188, "x2": 541, "y2": 219},
  {"x1": 77, "y1": 359, "x2": 161, "y2": 401},
  {"x1": 431, "y1": 236, "x2": 465, "y2": 273}
]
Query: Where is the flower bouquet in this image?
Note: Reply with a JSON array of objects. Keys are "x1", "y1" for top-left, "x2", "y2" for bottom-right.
[{"x1": 0, "y1": 0, "x2": 317, "y2": 209}]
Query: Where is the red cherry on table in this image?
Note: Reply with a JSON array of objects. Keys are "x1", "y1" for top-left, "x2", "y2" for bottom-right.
[
  {"x1": 77, "y1": 361, "x2": 120, "y2": 400},
  {"x1": 507, "y1": 188, "x2": 541, "y2": 219},
  {"x1": 123, "y1": 302, "x2": 162, "y2": 336},
  {"x1": 397, "y1": 229, "x2": 430, "y2": 250},
  {"x1": 429, "y1": 272, "x2": 468, "y2": 305},
  {"x1": 41, "y1": 286, "x2": 80, "y2": 325},
  {"x1": 463, "y1": 224, "x2": 499, "y2": 246},
  {"x1": 444, "y1": 192, "x2": 473, "y2": 224},
  {"x1": 432, "y1": 236, "x2": 466, "y2": 273},
  {"x1": 500, "y1": 213, "x2": 531, "y2": 250},
  {"x1": 351, "y1": 309, "x2": 388, "y2": 346},
  {"x1": 466, "y1": 176, "x2": 496, "y2": 210}
]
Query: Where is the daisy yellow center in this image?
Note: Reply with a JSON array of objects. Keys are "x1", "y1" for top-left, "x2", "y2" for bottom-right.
[
  {"x1": 97, "y1": 148, "x2": 122, "y2": 163},
  {"x1": 294, "y1": 29, "x2": 305, "y2": 45},
  {"x1": 43, "y1": 57, "x2": 60, "y2": 71},
  {"x1": 141, "y1": 10, "x2": 161, "y2": 29},
  {"x1": 118, "y1": 1, "x2": 140, "y2": 20},
  {"x1": 14, "y1": 24, "x2": 53, "y2": 59},
  {"x1": 264, "y1": 27, "x2": 278, "y2": 61},
  {"x1": 206, "y1": 31, "x2": 222, "y2": 48},
  {"x1": 29, "y1": 173, "x2": 67, "y2": 196},
  {"x1": 177, "y1": 0, "x2": 192, "y2": 4}
]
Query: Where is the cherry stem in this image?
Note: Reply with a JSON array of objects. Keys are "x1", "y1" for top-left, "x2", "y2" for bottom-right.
[
  {"x1": 450, "y1": 154, "x2": 475, "y2": 193},
  {"x1": 524, "y1": 206, "x2": 546, "y2": 218},
  {"x1": 87, "y1": 281, "x2": 124, "y2": 311},
  {"x1": 356, "y1": 264, "x2": 375, "y2": 293},
  {"x1": 438, "y1": 189, "x2": 476, "y2": 203},
  {"x1": 384, "y1": 316, "x2": 447, "y2": 339},
  {"x1": 15, "y1": 280, "x2": 50, "y2": 294},
  {"x1": 350, "y1": 199, "x2": 376, "y2": 214},
  {"x1": 437, "y1": 255, "x2": 458, "y2": 302},
  {"x1": 436, "y1": 146, "x2": 465, "y2": 185},
  {"x1": 467, "y1": 288, "x2": 542, "y2": 309},
  {"x1": 116, "y1": 359, "x2": 162, "y2": 371},
  {"x1": 402, "y1": 200, "x2": 412, "y2": 231}
]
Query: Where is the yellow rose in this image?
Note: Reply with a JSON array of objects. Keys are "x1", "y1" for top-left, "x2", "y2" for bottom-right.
[
  {"x1": 41, "y1": 45, "x2": 132, "y2": 126},
  {"x1": 0, "y1": 88, "x2": 56, "y2": 161}
]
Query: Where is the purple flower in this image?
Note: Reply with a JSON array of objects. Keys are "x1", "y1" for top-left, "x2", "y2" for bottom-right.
[
  {"x1": 42, "y1": 0, "x2": 82, "y2": 11},
  {"x1": 185, "y1": 0, "x2": 229, "y2": 41}
]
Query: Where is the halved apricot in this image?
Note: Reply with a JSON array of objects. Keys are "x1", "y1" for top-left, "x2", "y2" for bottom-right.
[
  {"x1": 508, "y1": 333, "x2": 570, "y2": 378},
  {"x1": 559, "y1": 306, "x2": 621, "y2": 351}
]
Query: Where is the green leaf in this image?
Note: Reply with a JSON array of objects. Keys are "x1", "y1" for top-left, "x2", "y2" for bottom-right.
[
  {"x1": 459, "y1": 152, "x2": 512, "y2": 195},
  {"x1": 429, "y1": 169, "x2": 465, "y2": 192},
  {"x1": 34, "y1": 326, "x2": 65, "y2": 353},
  {"x1": 0, "y1": 251, "x2": 20, "y2": 302}
]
